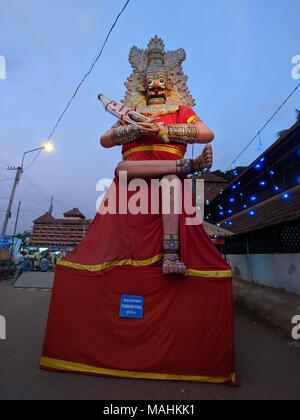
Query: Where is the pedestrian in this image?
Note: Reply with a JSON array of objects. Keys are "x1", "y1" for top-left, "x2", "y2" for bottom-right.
[
  {"x1": 13, "y1": 251, "x2": 25, "y2": 284},
  {"x1": 23, "y1": 253, "x2": 30, "y2": 273},
  {"x1": 34, "y1": 255, "x2": 39, "y2": 271},
  {"x1": 40, "y1": 254, "x2": 50, "y2": 273}
]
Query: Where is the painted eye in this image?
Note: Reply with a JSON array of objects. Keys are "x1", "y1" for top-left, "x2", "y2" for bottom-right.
[
  {"x1": 159, "y1": 79, "x2": 165, "y2": 84},
  {"x1": 147, "y1": 80, "x2": 153, "y2": 86}
]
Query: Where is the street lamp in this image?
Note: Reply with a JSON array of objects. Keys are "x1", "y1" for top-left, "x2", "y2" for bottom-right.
[
  {"x1": 21, "y1": 142, "x2": 54, "y2": 169},
  {"x1": 1, "y1": 143, "x2": 54, "y2": 236}
]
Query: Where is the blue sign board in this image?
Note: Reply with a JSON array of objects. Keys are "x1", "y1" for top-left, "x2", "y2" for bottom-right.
[
  {"x1": 0, "y1": 235, "x2": 12, "y2": 249},
  {"x1": 119, "y1": 295, "x2": 144, "y2": 319}
]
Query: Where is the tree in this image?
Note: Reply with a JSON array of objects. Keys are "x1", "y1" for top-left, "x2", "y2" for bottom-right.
[{"x1": 15, "y1": 230, "x2": 31, "y2": 249}]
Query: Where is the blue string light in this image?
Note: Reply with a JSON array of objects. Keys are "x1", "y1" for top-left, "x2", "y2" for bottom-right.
[{"x1": 215, "y1": 152, "x2": 298, "y2": 224}]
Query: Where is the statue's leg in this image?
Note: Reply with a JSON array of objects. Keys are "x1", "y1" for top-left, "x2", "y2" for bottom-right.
[
  {"x1": 161, "y1": 175, "x2": 187, "y2": 275},
  {"x1": 116, "y1": 160, "x2": 177, "y2": 180},
  {"x1": 114, "y1": 146, "x2": 212, "y2": 275},
  {"x1": 116, "y1": 145, "x2": 213, "y2": 180}
]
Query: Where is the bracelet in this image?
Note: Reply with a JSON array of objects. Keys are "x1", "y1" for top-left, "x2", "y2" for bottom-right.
[
  {"x1": 112, "y1": 125, "x2": 144, "y2": 145},
  {"x1": 167, "y1": 124, "x2": 198, "y2": 144},
  {"x1": 163, "y1": 234, "x2": 180, "y2": 254},
  {"x1": 176, "y1": 159, "x2": 196, "y2": 176}
]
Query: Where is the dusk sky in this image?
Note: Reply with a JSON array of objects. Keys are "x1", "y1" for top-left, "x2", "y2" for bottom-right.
[{"x1": 1, "y1": 0, "x2": 300, "y2": 234}]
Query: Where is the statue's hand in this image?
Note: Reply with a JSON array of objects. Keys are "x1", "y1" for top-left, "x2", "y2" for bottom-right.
[
  {"x1": 197, "y1": 144, "x2": 213, "y2": 171},
  {"x1": 139, "y1": 121, "x2": 166, "y2": 135}
]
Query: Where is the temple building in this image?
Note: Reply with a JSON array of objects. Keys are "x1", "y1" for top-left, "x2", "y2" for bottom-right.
[
  {"x1": 29, "y1": 208, "x2": 91, "y2": 251},
  {"x1": 202, "y1": 172, "x2": 230, "y2": 203},
  {"x1": 208, "y1": 117, "x2": 300, "y2": 295}
]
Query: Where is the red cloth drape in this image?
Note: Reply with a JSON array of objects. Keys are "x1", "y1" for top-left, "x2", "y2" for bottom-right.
[{"x1": 40, "y1": 106, "x2": 236, "y2": 384}]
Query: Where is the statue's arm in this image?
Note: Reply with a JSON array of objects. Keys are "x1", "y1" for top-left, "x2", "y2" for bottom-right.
[
  {"x1": 166, "y1": 121, "x2": 215, "y2": 145},
  {"x1": 100, "y1": 127, "x2": 116, "y2": 148},
  {"x1": 100, "y1": 124, "x2": 145, "y2": 149}
]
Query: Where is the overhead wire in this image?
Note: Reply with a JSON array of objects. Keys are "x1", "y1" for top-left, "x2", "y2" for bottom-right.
[
  {"x1": 226, "y1": 82, "x2": 300, "y2": 171},
  {"x1": 26, "y1": 0, "x2": 131, "y2": 168}
]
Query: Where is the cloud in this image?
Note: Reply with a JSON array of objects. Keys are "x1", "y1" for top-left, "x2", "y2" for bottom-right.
[
  {"x1": 257, "y1": 99, "x2": 281, "y2": 113},
  {"x1": 82, "y1": 12, "x2": 97, "y2": 34}
]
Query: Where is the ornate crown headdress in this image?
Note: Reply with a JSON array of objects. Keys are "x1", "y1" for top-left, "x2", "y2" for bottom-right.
[{"x1": 123, "y1": 36, "x2": 196, "y2": 111}]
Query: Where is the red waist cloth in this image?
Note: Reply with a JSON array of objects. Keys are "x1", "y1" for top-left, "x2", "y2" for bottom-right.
[{"x1": 41, "y1": 176, "x2": 236, "y2": 384}]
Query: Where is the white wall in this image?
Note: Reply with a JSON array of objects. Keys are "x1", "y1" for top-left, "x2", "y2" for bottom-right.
[{"x1": 227, "y1": 254, "x2": 300, "y2": 296}]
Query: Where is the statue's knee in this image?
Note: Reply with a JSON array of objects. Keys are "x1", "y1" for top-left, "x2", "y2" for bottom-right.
[{"x1": 115, "y1": 162, "x2": 124, "y2": 178}]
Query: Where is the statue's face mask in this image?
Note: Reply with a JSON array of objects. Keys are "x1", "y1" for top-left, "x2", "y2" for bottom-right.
[
  {"x1": 124, "y1": 36, "x2": 196, "y2": 110},
  {"x1": 145, "y1": 68, "x2": 168, "y2": 103}
]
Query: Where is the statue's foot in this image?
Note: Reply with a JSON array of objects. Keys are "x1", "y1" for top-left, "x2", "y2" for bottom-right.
[
  {"x1": 162, "y1": 254, "x2": 187, "y2": 275},
  {"x1": 194, "y1": 144, "x2": 213, "y2": 172},
  {"x1": 176, "y1": 145, "x2": 213, "y2": 176}
]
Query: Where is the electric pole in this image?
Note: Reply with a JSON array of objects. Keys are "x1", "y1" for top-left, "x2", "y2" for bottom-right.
[
  {"x1": 1, "y1": 145, "x2": 51, "y2": 236},
  {"x1": 13, "y1": 201, "x2": 21, "y2": 237},
  {"x1": 1, "y1": 167, "x2": 22, "y2": 235}
]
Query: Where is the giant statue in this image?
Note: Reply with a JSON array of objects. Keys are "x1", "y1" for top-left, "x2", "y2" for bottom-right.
[{"x1": 41, "y1": 37, "x2": 236, "y2": 386}]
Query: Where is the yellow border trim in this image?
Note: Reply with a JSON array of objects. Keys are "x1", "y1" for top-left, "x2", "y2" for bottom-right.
[
  {"x1": 40, "y1": 357, "x2": 236, "y2": 384},
  {"x1": 123, "y1": 145, "x2": 184, "y2": 159},
  {"x1": 185, "y1": 268, "x2": 232, "y2": 278},
  {"x1": 187, "y1": 115, "x2": 198, "y2": 124},
  {"x1": 58, "y1": 255, "x2": 232, "y2": 279},
  {"x1": 58, "y1": 254, "x2": 163, "y2": 273}
]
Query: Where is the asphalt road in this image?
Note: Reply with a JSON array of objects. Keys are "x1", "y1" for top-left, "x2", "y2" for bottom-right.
[{"x1": 0, "y1": 278, "x2": 299, "y2": 400}]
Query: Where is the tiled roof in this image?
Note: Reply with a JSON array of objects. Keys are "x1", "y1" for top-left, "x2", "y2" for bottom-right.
[
  {"x1": 63, "y1": 208, "x2": 86, "y2": 219},
  {"x1": 202, "y1": 173, "x2": 229, "y2": 184},
  {"x1": 33, "y1": 212, "x2": 56, "y2": 224},
  {"x1": 193, "y1": 173, "x2": 229, "y2": 202},
  {"x1": 33, "y1": 210, "x2": 89, "y2": 225},
  {"x1": 219, "y1": 185, "x2": 300, "y2": 235},
  {"x1": 203, "y1": 222, "x2": 233, "y2": 238}
]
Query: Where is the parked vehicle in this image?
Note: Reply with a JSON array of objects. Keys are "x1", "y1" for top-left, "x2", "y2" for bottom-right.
[{"x1": 0, "y1": 249, "x2": 14, "y2": 280}]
